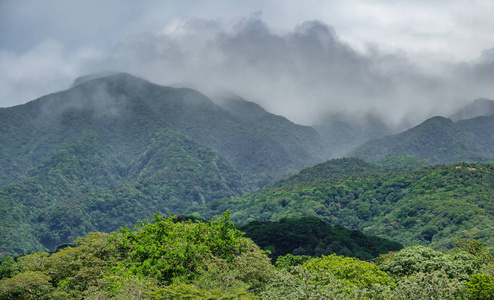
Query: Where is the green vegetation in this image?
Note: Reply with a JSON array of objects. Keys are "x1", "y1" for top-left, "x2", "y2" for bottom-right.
[
  {"x1": 1, "y1": 213, "x2": 493, "y2": 299},
  {"x1": 0, "y1": 73, "x2": 334, "y2": 256},
  {"x1": 0, "y1": 130, "x2": 245, "y2": 256},
  {"x1": 350, "y1": 115, "x2": 494, "y2": 165},
  {"x1": 0, "y1": 213, "x2": 273, "y2": 299},
  {"x1": 189, "y1": 159, "x2": 494, "y2": 252},
  {"x1": 239, "y1": 216, "x2": 402, "y2": 261}
]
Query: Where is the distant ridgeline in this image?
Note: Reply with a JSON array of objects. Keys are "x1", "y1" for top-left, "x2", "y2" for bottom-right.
[{"x1": 350, "y1": 115, "x2": 494, "y2": 165}]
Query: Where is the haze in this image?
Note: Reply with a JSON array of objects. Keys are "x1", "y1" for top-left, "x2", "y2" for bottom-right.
[{"x1": 1, "y1": 0, "x2": 494, "y2": 126}]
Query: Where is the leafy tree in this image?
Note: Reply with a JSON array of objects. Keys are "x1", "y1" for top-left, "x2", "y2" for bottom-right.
[
  {"x1": 379, "y1": 245, "x2": 480, "y2": 278},
  {"x1": 0, "y1": 271, "x2": 53, "y2": 299},
  {"x1": 465, "y1": 273, "x2": 494, "y2": 299},
  {"x1": 261, "y1": 266, "x2": 363, "y2": 299},
  {"x1": 0, "y1": 257, "x2": 15, "y2": 280},
  {"x1": 302, "y1": 253, "x2": 393, "y2": 288},
  {"x1": 382, "y1": 271, "x2": 466, "y2": 299},
  {"x1": 275, "y1": 254, "x2": 312, "y2": 270}
]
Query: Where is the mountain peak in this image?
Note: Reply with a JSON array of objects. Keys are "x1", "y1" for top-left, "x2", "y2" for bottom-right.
[{"x1": 70, "y1": 71, "x2": 128, "y2": 88}]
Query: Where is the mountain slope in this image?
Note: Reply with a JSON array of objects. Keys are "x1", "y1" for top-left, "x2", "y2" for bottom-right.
[
  {"x1": 219, "y1": 96, "x2": 330, "y2": 164},
  {"x1": 0, "y1": 73, "x2": 330, "y2": 189},
  {"x1": 188, "y1": 158, "x2": 494, "y2": 251},
  {"x1": 0, "y1": 129, "x2": 246, "y2": 255},
  {"x1": 0, "y1": 72, "x2": 333, "y2": 256},
  {"x1": 348, "y1": 116, "x2": 492, "y2": 164}
]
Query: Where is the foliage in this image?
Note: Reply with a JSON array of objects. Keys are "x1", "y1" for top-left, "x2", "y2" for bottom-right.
[
  {"x1": 383, "y1": 271, "x2": 467, "y2": 299},
  {"x1": 379, "y1": 245, "x2": 479, "y2": 278},
  {"x1": 191, "y1": 161, "x2": 494, "y2": 252},
  {"x1": 260, "y1": 266, "x2": 363, "y2": 299},
  {"x1": 0, "y1": 213, "x2": 273, "y2": 299},
  {"x1": 465, "y1": 273, "x2": 494, "y2": 299},
  {"x1": 3, "y1": 213, "x2": 492, "y2": 299},
  {"x1": 240, "y1": 216, "x2": 402, "y2": 262},
  {"x1": 146, "y1": 283, "x2": 255, "y2": 300},
  {"x1": 455, "y1": 236, "x2": 494, "y2": 267},
  {"x1": 0, "y1": 271, "x2": 53, "y2": 300},
  {"x1": 0, "y1": 257, "x2": 15, "y2": 280},
  {"x1": 302, "y1": 253, "x2": 393, "y2": 288},
  {"x1": 275, "y1": 254, "x2": 312, "y2": 270},
  {"x1": 111, "y1": 212, "x2": 249, "y2": 282}
]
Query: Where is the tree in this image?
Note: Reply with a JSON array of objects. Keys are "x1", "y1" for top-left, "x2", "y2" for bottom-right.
[
  {"x1": 379, "y1": 245, "x2": 479, "y2": 278},
  {"x1": 0, "y1": 271, "x2": 52, "y2": 299},
  {"x1": 302, "y1": 253, "x2": 393, "y2": 288}
]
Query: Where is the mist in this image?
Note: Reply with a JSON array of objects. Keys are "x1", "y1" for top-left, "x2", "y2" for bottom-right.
[
  {"x1": 2, "y1": 4, "x2": 494, "y2": 128},
  {"x1": 87, "y1": 16, "x2": 494, "y2": 127}
]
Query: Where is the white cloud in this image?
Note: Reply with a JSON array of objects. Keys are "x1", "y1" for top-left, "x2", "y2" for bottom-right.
[
  {"x1": 1, "y1": 1, "x2": 494, "y2": 126},
  {"x1": 0, "y1": 40, "x2": 100, "y2": 107}
]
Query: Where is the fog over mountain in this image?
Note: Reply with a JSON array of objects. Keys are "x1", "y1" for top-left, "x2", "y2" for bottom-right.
[{"x1": 2, "y1": 1, "x2": 494, "y2": 128}]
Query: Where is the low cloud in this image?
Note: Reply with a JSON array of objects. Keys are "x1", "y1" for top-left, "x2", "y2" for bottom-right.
[
  {"x1": 2, "y1": 14, "x2": 494, "y2": 127},
  {"x1": 0, "y1": 39, "x2": 99, "y2": 107}
]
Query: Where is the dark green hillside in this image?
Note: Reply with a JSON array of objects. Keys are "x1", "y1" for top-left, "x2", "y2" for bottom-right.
[
  {"x1": 349, "y1": 116, "x2": 491, "y2": 164},
  {"x1": 0, "y1": 72, "x2": 334, "y2": 256},
  {"x1": 0, "y1": 129, "x2": 245, "y2": 256},
  {"x1": 459, "y1": 115, "x2": 494, "y2": 158},
  {"x1": 0, "y1": 73, "x2": 329, "y2": 189},
  {"x1": 188, "y1": 159, "x2": 494, "y2": 251},
  {"x1": 240, "y1": 216, "x2": 402, "y2": 261},
  {"x1": 219, "y1": 96, "x2": 330, "y2": 164}
]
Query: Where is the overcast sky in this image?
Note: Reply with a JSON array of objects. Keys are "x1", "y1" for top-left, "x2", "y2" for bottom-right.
[{"x1": 1, "y1": 0, "x2": 494, "y2": 125}]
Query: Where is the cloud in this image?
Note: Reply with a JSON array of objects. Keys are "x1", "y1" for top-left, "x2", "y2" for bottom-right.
[
  {"x1": 86, "y1": 15, "x2": 465, "y2": 125},
  {"x1": 0, "y1": 40, "x2": 100, "y2": 107},
  {"x1": 1, "y1": 9, "x2": 494, "y2": 127}
]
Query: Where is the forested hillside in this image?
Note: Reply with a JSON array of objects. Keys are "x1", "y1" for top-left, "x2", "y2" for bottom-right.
[
  {"x1": 240, "y1": 216, "x2": 402, "y2": 261},
  {"x1": 188, "y1": 158, "x2": 494, "y2": 251},
  {"x1": 350, "y1": 115, "x2": 494, "y2": 164},
  {"x1": 0, "y1": 73, "x2": 332, "y2": 257},
  {"x1": 0, "y1": 73, "x2": 329, "y2": 189}
]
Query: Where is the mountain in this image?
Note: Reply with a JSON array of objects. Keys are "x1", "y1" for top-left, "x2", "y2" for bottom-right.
[
  {"x1": 188, "y1": 158, "x2": 494, "y2": 251},
  {"x1": 0, "y1": 72, "x2": 331, "y2": 256},
  {"x1": 0, "y1": 73, "x2": 329, "y2": 189},
  {"x1": 348, "y1": 116, "x2": 493, "y2": 164},
  {"x1": 313, "y1": 113, "x2": 397, "y2": 158},
  {"x1": 218, "y1": 95, "x2": 330, "y2": 165},
  {"x1": 0, "y1": 130, "x2": 245, "y2": 255},
  {"x1": 449, "y1": 98, "x2": 494, "y2": 121}
]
